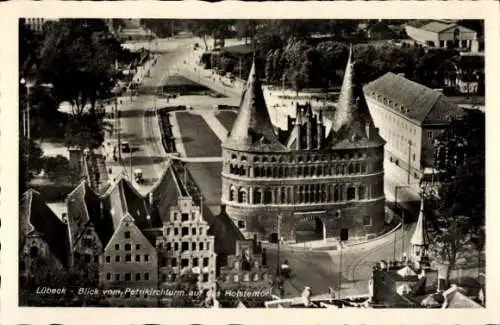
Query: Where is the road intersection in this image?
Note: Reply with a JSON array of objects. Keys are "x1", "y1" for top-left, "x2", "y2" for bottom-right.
[{"x1": 106, "y1": 36, "x2": 421, "y2": 298}]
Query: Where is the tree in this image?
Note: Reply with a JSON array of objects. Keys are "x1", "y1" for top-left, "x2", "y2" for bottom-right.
[
  {"x1": 19, "y1": 19, "x2": 42, "y2": 77},
  {"x1": 235, "y1": 20, "x2": 258, "y2": 44},
  {"x1": 19, "y1": 138, "x2": 44, "y2": 192},
  {"x1": 265, "y1": 50, "x2": 275, "y2": 83},
  {"x1": 428, "y1": 111, "x2": 485, "y2": 283},
  {"x1": 37, "y1": 19, "x2": 119, "y2": 116},
  {"x1": 184, "y1": 20, "x2": 234, "y2": 51},
  {"x1": 64, "y1": 112, "x2": 105, "y2": 150}
]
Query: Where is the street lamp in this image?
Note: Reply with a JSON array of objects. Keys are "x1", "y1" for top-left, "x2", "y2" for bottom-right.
[
  {"x1": 20, "y1": 78, "x2": 35, "y2": 140},
  {"x1": 276, "y1": 214, "x2": 282, "y2": 277},
  {"x1": 394, "y1": 185, "x2": 410, "y2": 260}
]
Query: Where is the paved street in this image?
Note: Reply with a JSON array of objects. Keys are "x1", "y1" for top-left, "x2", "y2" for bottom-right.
[
  {"x1": 106, "y1": 36, "x2": 423, "y2": 298},
  {"x1": 107, "y1": 39, "x2": 194, "y2": 194}
]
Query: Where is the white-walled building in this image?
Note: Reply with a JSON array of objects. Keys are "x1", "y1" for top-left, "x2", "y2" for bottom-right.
[
  {"x1": 405, "y1": 20, "x2": 479, "y2": 52},
  {"x1": 363, "y1": 72, "x2": 464, "y2": 186}
]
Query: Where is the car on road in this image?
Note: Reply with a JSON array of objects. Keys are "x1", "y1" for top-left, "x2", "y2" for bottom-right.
[
  {"x1": 121, "y1": 141, "x2": 131, "y2": 153},
  {"x1": 281, "y1": 260, "x2": 292, "y2": 278},
  {"x1": 134, "y1": 169, "x2": 144, "y2": 183}
]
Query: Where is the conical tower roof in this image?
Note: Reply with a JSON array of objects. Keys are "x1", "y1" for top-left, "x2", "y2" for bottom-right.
[
  {"x1": 411, "y1": 198, "x2": 430, "y2": 246},
  {"x1": 223, "y1": 57, "x2": 285, "y2": 152},
  {"x1": 331, "y1": 46, "x2": 383, "y2": 148}
]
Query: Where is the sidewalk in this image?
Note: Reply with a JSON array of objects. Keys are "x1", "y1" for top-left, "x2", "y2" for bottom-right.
[{"x1": 285, "y1": 222, "x2": 401, "y2": 252}]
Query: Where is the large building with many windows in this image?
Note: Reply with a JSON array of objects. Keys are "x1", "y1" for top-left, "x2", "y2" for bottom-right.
[
  {"x1": 363, "y1": 72, "x2": 465, "y2": 188},
  {"x1": 221, "y1": 50, "x2": 386, "y2": 243}
]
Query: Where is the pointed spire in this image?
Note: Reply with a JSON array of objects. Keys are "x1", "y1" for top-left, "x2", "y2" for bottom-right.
[
  {"x1": 411, "y1": 198, "x2": 429, "y2": 247},
  {"x1": 306, "y1": 103, "x2": 313, "y2": 117},
  {"x1": 331, "y1": 44, "x2": 379, "y2": 145},
  {"x1": 223, "y1": 55, "x2": 284, "y2": 151}
]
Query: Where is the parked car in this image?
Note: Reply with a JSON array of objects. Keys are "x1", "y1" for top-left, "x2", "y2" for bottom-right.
[
  {"x1": 121, "y1": 141, "x2": 130, "y2": 153},
  {"x1": 134, "y1": 169, "x2": 144, "y2": 183}
]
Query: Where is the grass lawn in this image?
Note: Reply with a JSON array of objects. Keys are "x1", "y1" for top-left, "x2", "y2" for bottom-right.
[
  {"x1": 215, "y1": 110, "x2": 237, "y2": 133},
  {"x1": 175, "y1": 112, "x2": 222, "y2": 157}
]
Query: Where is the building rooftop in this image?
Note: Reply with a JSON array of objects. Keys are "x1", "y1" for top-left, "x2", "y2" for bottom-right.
[
  {"x1": 406, "y1": 20, "x2": 476, "y2": 35},
  {"x1": 66, "y1": 161, "x2": 188, "y2": 248},
  {"x1": 330, "y1": 47, "x2": 385, "y2": 148},
  {"x1": 20, "y1": 189, "x2": 71, "y2": 268},
  {"x1": 223, "y1": 57, "x2": 286, "y2": 152},
  {"x1": 364, "y1": 72, "x2": 465, "y2": 125},
  {"x1": 411, "y1": 199, "x2": 430, "y2": 247}
]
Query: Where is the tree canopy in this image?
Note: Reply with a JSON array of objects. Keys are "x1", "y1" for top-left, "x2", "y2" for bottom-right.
[
  {"x1": 37, "y1": 19, "x2": 120, "y2": 115},
  {"x1": 427, "y1": 110, "x2": 485, "y2": 281}
]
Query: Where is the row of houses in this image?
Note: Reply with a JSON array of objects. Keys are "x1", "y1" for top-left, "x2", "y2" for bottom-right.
[{"x1": 20, "y1": 159, "x2": 273, "y2": 307}]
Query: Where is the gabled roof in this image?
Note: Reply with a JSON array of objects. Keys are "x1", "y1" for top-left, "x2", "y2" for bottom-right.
[
  {"x1": 330, "y1": 47, "x2": 384, "y2": 148},
  {"x1": 443, "y1": 286, "x2": 482, "y2": 308},
  {"x1": 149, "y1": 161, "x2": 189, "y2": 222},
  {"x1": 66, "y1": 174, "x2": 158, "y2": 249},
  {"x1": 20, "y1": 189, "x2": 71, "y2": 268},
  {"x1": 397, "y1": 265, "x2": 418, "y2": 278},
  {"x1": 411, "y1": 199, "x2": 430, "y2": 246},
  {"x1": 364, "y1": 72, "x2": 463, "y2": 125},
  {"x1": 66, "y1": 161, "x2": 189, "y2": 248},
  {"x1": 223, "y1": 58, "x2": 286, "y2": 152}
]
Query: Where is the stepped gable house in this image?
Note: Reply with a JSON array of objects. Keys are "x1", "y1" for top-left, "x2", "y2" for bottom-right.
[
  {"x1": 64, "y1": 161, "x2": 216, "y2": 306},
  {"x1": 221, "y1": 49, "x2": 386, "y2": 242}
]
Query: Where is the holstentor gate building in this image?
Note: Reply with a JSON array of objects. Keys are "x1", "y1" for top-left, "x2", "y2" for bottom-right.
[{"x1": 221, "y1": 50, "x2": 386, "y2": 243}]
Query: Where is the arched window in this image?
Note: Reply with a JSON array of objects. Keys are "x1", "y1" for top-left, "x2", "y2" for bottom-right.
[
  {"x1": 262, "y1": 156, "x2": 268, "y2": 163},
  {"x1": 334, "y1": 185, "x2": 341, "y2": 202},
  {"x1": 358, "y1": 186, "x2": 366, "y2": 200},
  {"x1": 298, "y1": 167, "x2": 303, "y2": 177},
  {"x1": 348, "y1": 164, "x2": 355, "y2": 174},
  {"x1": 347, "y1": 186, "x2": 356, "y2": 201},
  {"x1": 255, "y1": 167, "x2": 260, "y2": 177},
  {"x1": 280, "y1": 189, "x2": 286, "y2": 203},
  {"x1": 166, "y1": 243, "x2": 172, "y2": 251},
  {"x1": 284, "y1": 168, "x2": 289, "y2": 177},
  {"x1": 298, "y1": 156, "x2": 303, "y2": 163},
  {"x1": 239, "y1": 166, "x2": 246, "y2": 176},
  {"x1": 238, "y1": 189, "x2": 247, "y2": 203},
  {"x1": 229, "y1": 187, "x2": 236, "y2": 201},
  {"x1": 264, "y1": 189, "x2": 273, "y2": 204},
  {"x1": 254, "y1": 188, "x2": 262, "y2": 204},
  {"x1": 278, "y1": 167, "x2": 283, "y2": 178},
  {"x1": 241, "y1": 156, "x2": 247, "y2": 162},
  {"x1": 271, "y1": 157, "x2": 277, "y2": 163},
  {"x1": 304, "y1": 166, "x2": 309, "y2": 176},
  {"x1": 266, "y1": 167, "x2": 272, "y2": 177},
  {"x1": 253, "y1": 156, "x2": 260, "y2": 163},
  {"x1": 29, "y1": 246, "x2": 39, "y2": 258}
]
